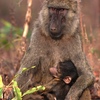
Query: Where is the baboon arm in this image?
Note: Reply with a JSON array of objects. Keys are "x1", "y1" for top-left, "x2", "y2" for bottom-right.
[
  {"x1": 65, "y1": 52, "x2": 94, "y2": 100},
  {"x1": 15, "y1": 43, "x2": 41, "y2": 93}
]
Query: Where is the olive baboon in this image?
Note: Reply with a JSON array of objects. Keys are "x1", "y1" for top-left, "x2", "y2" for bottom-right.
[{"x1": 15, "y1": 0, "x2": 94, "y2": 100}]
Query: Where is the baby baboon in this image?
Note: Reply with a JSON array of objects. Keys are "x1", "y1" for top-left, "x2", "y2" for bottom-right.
[
  {"x1": 15, "y1": 0, "x2": 94, "y2": 100},
  {"x1": 49, "y1": 60, "x2": 91, "y2": 100}
]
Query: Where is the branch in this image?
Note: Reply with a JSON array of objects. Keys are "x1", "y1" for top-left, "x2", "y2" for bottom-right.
[{"x1": 23, "y1": 0, "x2": 32, "y2": 38}]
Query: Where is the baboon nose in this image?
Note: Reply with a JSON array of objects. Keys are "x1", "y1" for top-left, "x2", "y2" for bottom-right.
[{"x1": 50, "y1": 27, "x2": 57, "y2": 33}]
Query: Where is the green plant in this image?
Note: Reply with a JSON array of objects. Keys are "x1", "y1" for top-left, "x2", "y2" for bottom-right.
[
  {"x1": 0, "y1": 20, "x2": 31, "y2": 50},
  {"x1": 0, "y1": 66, "x2": 45, "y2": 100}
]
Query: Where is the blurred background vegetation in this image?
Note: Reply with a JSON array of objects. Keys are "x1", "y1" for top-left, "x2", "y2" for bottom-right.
[{"x1": 0, "y1": 0, "x2": 100, "y2": 98}]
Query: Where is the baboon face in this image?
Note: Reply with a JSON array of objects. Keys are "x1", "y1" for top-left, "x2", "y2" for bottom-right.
[
  {"x1": 48, "y1": 7, "x2": 67, "y2": 39},
  {"x1": 40, "y1": 0, "x2": 79, "y2": 39}
]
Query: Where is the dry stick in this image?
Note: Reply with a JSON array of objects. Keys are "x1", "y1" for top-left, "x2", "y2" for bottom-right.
[
  {"x1": 14, "y1": 0, "x2": 33, "y2": 72},
  {"x1": 21, "y1": 0, "x2": 32, "y2": 54},
  {"x1": 23, "y1": 0, "x2": 32, "y2": 38},
  {"x1": 83, "y1": 24, "x2": 89, "y2": 43},
  {"x1": 83, "y1": 24, "x2": 89, "y2": 54},
  {"x1": 88, "y1": 25, "x2": 95, "y2": 68}
]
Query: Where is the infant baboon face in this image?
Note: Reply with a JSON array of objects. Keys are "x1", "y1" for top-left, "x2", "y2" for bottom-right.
[{"x1": 50, "y1": 60, "x2": 78, "y2": 85}]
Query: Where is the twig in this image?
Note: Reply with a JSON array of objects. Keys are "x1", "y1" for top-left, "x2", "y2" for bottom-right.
[
  {"x1": 23, "y1": 0, "x2": 32, "y2": 38},
  {"x1": 14, "y1": 0, "x2": 33, "y2": 72}
]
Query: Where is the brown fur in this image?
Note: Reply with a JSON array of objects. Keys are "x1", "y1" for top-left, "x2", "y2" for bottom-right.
[
  {"x1": 80, "y1": 89, "x2": 91, "y2": 100},
  {"x1": 0, "y1": 60, "x2": 14, "y2": 85},
  {"x1": 15, "y1": 0, "x2": 94, "y2": 100}
]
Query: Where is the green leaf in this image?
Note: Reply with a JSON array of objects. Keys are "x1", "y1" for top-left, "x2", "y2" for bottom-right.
[
  {"x1": 22, "y1": 68, "x2": 27, "y2": 72},
  {"x1": 14, "y1": 66, "x2": 36, "y2": 80},
  {"x1": 36, "y1": 86, "x2": 45, "y2": 91},
  {"x1": 12, "y1": 80, "x2": 22, "y2": 100},
  {"x1": 0, "y1": 88, "x2": 3, "y2": 99},
  {"x1": 0, "y1": 76, "x2": 4, "y2": 88},
  {"x1": 22, "y1": 86, "x2": 45, "y2": 97},
  {"x1": 31, "y1": 66, "x2": 36, "y2": 69},
  {"x1": 22, "y1": 66, "x2": 36, "y2": 73},
  {"x1": 1, "y1": 20, "x2": 12, "y2": 28}
]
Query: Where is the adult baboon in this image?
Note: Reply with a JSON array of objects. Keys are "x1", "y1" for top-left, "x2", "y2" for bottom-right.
[{"x1": 15, "y1": 0, "x2": 94, "y2": 100}]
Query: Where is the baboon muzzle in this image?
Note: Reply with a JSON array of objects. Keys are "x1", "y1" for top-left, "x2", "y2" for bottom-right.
[{"x1": 49, "y1": 14, "x2": 62, "y2": 39}]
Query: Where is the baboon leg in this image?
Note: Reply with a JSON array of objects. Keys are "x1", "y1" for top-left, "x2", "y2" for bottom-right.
[{"x1": 80, "y1": 88, "x2": 91, "y2": 100}]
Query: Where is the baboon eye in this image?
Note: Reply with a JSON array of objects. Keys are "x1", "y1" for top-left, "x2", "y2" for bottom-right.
[
  {"x1": 51, "y1": 7, "x2": 56, "y2": 11},
  {"x1": 59, "y1": 8, "x2": 67, "y2": 14},
  {"x1": 49, "y1": 7, "x2": 57, "y2": 14},
  {"x1": 49, "y1": 7, "x2": 56, "y2": 12},
  {"x1": 60, "y1": 8, "x2": 65, "y2": 11}
]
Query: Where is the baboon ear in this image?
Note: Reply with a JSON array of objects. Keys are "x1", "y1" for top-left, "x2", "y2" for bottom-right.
[{"x1": 63, "y1": 76, "x2": 72, "y2": 84}]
